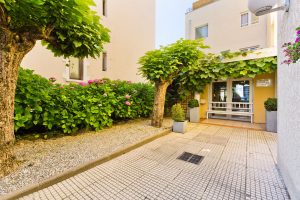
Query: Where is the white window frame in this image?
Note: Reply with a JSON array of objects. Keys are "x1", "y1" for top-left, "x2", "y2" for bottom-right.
[
  {"x1": 102, "y1": 52, "x2": 108, "y2": 72},
  {"x1": 64, "y1": 58, "x2": 88, "y2": 83},
  {"x1": 240, "y1": 45, "x2": 260, "y2": 52},
  {"x1": 241, "y1": 11, "x2": 259, "y2": 28},
  {"x1": 241, "y1": 12, "x2": 249, "y2": 27},
  {"x1": 195, "y1": 24, "x2": 208, "y2": 39},
  {"x1": 209, "y1": 78, "x2": 253, "y2": 104}
]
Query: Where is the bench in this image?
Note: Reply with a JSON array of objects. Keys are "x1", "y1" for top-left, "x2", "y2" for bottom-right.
[{"x1": 206, "y1": 110, "x2": 254, "y2": 123}]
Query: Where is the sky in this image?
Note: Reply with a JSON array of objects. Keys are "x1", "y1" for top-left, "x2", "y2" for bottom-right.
[{"x1": 156, "y1": 0, "x2": 195, "y2": 48}]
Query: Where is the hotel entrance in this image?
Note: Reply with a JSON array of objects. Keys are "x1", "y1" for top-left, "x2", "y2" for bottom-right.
[{"x1": 207, "y1": 79, "x2": 253, "y2": 122}]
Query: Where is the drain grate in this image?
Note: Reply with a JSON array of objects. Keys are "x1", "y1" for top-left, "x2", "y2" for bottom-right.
[{"x1": 177, "y1": 152, "x2": 204, "y2": 165}]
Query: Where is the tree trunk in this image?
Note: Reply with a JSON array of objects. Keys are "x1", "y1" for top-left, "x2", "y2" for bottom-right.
[
  {"x1": 151, "y1": 81, "x2": 170, "y2": 127},
  {"x1": 0, "y1": 27, "x2": 35, "y2": 176}
]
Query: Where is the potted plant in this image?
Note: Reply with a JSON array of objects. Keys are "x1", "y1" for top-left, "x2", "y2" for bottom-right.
[
  {"x1": 264, "y1": 98, "x2": 277, "y2": 132},
  {"x1": 188, "y1": 99, "x2": 200, "y2": 123},
  {"x1": 171, "y1": 103, "x2": 187, "y2": 133}
]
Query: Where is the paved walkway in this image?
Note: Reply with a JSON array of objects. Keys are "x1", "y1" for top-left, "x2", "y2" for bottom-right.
[
  {"x1": 20, "y1": 124, "x2": 289, "y2": 200},
  {"x1": 201, "y1": 119, "x2": 265, "y2": 131}
]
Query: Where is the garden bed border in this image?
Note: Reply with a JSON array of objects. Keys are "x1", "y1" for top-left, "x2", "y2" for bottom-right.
[{"x1": 1, "y1": 129, "x2": 171, "y2": 200}]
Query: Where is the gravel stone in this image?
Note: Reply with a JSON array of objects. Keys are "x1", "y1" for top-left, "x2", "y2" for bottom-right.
[{"x1": 0, "y1": 119, "x2": 172, "y2": 196}]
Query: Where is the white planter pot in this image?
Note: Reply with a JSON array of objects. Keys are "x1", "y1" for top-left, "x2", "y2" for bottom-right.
[
  {"x1": 266, "y1": 111, "x2": 277, "y2": 133},
  {"x1": 189, "y1": 107, "x2": 200, "y2": 123},
  {"x1": 173, "y1": 121, "x2": 187, "y2": 133}
]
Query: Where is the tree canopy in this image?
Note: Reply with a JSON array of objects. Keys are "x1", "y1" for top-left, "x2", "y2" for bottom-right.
[
  {"x1": 0, "y1": 0, "x2": 110, "y2": 146},
  {"x1": 139, "y1": 39, "x2": 277, "y2": 98},
  {"x1": 139, "y1": 39, "x2": 209, "y2": 84},
  {"x1": 0, "y1": 0, "x2": 110, "y2": 58},
  {"x1": 138, "y1": 39, "x2": 209, "y2": 127}
]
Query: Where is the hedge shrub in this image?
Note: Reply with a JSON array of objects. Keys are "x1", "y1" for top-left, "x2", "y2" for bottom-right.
[
  {"x1": 15, "y1": 68, "x2": 154, "y2": 134},
  {"x1": 264, "y1": 98, "x2": 277, "y2": 112}
]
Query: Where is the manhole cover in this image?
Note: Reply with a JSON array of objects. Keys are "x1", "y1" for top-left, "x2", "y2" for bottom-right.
[{"x1": 177, "y1": 152, "x2": 204, "y2": 165}]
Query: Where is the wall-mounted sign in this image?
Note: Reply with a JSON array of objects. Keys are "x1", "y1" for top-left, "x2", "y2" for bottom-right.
[{"x1": 256, "y1": 79, "x2": 273, "y2": 87}]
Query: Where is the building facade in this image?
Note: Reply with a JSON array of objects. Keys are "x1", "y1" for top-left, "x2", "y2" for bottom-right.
[
  {"x1": 186, "y1": 0, "x2": 277, "y2": 124},
  {"x1": 21, "y1": 0, "x2": 156, "y2": 83},
  {"x1": 277, "y1": 0, "x2": 300, "y2": 199}
]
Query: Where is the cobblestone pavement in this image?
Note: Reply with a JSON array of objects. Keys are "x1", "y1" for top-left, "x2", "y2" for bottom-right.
[{"x1": 20, "y1": 124, "x2": 290, "y2": 200}]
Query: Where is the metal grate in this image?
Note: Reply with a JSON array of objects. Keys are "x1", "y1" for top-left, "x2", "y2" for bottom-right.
[{"x1": 177, "y1": 152, "x2": 204, "y2": 165}]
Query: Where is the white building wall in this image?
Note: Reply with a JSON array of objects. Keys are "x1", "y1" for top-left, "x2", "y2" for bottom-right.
[
  {"x1": 185, "y1": 0, "x2": 276, "y2": 53},
  {"x1": 277, "y1": 0, "x2": 300, "y2": 199},
  {"x1": 21, "y1": 0, "x2": 155, "y2": 83}
]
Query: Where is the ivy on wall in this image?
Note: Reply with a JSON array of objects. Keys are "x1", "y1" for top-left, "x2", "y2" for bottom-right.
[{"x1": 177, "y1": 53, "x2": 277, "y2": 97}]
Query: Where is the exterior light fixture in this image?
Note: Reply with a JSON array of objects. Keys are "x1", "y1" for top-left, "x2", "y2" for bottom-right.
[{"x1": 248, "y1": 0, "x2": 290, "y2": 16}]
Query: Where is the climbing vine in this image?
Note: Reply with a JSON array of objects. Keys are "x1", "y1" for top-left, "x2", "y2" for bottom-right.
[
  {"x1": 139, "y1": 39, "x2": 278, "y2": 126},
  {"x1": 177, "y1": 52, "x2": 277, "y2": 97}
]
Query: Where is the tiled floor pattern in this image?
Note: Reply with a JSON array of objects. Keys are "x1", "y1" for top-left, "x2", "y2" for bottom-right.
[{"x1": 20, "y1": 124, "x2": 289, "y2": 200}]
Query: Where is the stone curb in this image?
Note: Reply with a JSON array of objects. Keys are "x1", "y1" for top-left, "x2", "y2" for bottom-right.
[{"x1": 1, "y1": 129, "x2": 171, "y2": 200}]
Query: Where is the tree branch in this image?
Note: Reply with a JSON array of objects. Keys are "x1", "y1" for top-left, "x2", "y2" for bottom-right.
[
  {"x1": 20, "y1": 24, "x2": 55, "y2": 42},
  {"x1": 0, "y1": 4, "x2": 7, "y2": 26}
]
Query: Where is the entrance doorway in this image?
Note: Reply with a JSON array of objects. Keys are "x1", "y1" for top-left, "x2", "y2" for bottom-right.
[{"x1": 208, "y1": 79, "x2": 253, "y2": 122}]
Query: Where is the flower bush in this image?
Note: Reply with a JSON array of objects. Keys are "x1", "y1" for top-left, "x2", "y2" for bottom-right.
[
  {"x1": 106, "y1": 80, "x2": 154, "y2": 120},
  {"x1": 15, "y1": 68, "x2": 154, "y2": 134},
  {"x1": 283, "y1": 28, "x2": 300, "y2": 64}
]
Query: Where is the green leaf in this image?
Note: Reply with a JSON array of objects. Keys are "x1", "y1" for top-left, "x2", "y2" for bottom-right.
[{"x1": 73, "y1": 41, "x2": 82, "y2": 48}]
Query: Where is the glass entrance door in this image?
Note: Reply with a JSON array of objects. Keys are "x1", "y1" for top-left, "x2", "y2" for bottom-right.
[
  {"x1": 231, "y1": 80, "x2": 251, "y2": 121},
  {"x1": 211, "y1": 82, "x2": 227, "y2": 118},
  {"x1": 232, "y1": 80, "x2": 250, "y2": 104},
  {"x1": 212, "y1": 82, "x2": 227, "y2": 104},
  {"x1": 209, "y1": 79, "x2": 252, "y2": 122}
]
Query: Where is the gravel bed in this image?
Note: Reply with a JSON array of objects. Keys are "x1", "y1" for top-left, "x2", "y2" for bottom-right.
[{"x1": 0, "y1": 119, "x2": 172, "y2": 196}]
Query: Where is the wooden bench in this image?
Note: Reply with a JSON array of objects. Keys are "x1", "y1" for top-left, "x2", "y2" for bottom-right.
[{"x1": 206, "y1": 110, "x2": 254, "y2": 123}]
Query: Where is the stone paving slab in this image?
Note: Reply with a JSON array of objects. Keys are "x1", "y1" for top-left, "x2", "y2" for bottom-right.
[{"x1": 18, "y1": 124, "x2": 290, "y2": 200}]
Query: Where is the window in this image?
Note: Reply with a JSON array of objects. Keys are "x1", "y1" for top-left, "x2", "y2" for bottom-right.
[
  {"x1": 195, "y1": 25, "x2": 208, "y2": 39},
  {"x1": 240, "y1": 45, "x2": 260, "y2": 52},
  {"x1": 221, "y1": 50, "x2": 230, "y2": 54},
  {"x1": 241, "y1": 12, "x2": 259, "y2": 27},
  {"x1": 69, "y1": 59, "x2": 84, "y2": 80},
  {"x1": 102, "y1": 52, "x2": 108, "y2": 71},
  {"x1": 251, "y1": 13, "x2": 259, "y2": 24},
  {"x1": 241, "y1": 13, "x2": 249, "y2": 27},
  {"x1": 102, "y1": 0, "x2": 107, "y2": 16}
]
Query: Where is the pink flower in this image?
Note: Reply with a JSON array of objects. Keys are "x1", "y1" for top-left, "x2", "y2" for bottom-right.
[
  {"x1": 125, "y1": 101, "x2": 131, "y2": 106},
  {"x1": 125, "y1": 94, "x2": 131, "y2": 99},
  {"x1": 296, "y1": 38, "x2": 300, "y2": 43},
  {"x1": 78, "y1": 82, "x2": 87, "y2": 86},
  {"x1": 297, "y1": 30, "x2": 300, "y2": 35},
  {"x1": 88, "y1": 80, "x2": 94, "y2": 84}
]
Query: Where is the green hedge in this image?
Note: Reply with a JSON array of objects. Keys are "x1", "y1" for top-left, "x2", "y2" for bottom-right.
[{"x1": 14, "y1": 68, "x2": 154, "y2": 134}]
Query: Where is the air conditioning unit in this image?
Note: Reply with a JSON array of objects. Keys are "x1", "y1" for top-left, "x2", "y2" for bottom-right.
[{"x1": 248, "y1": 0, "x2": 290, "y2": 16}]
